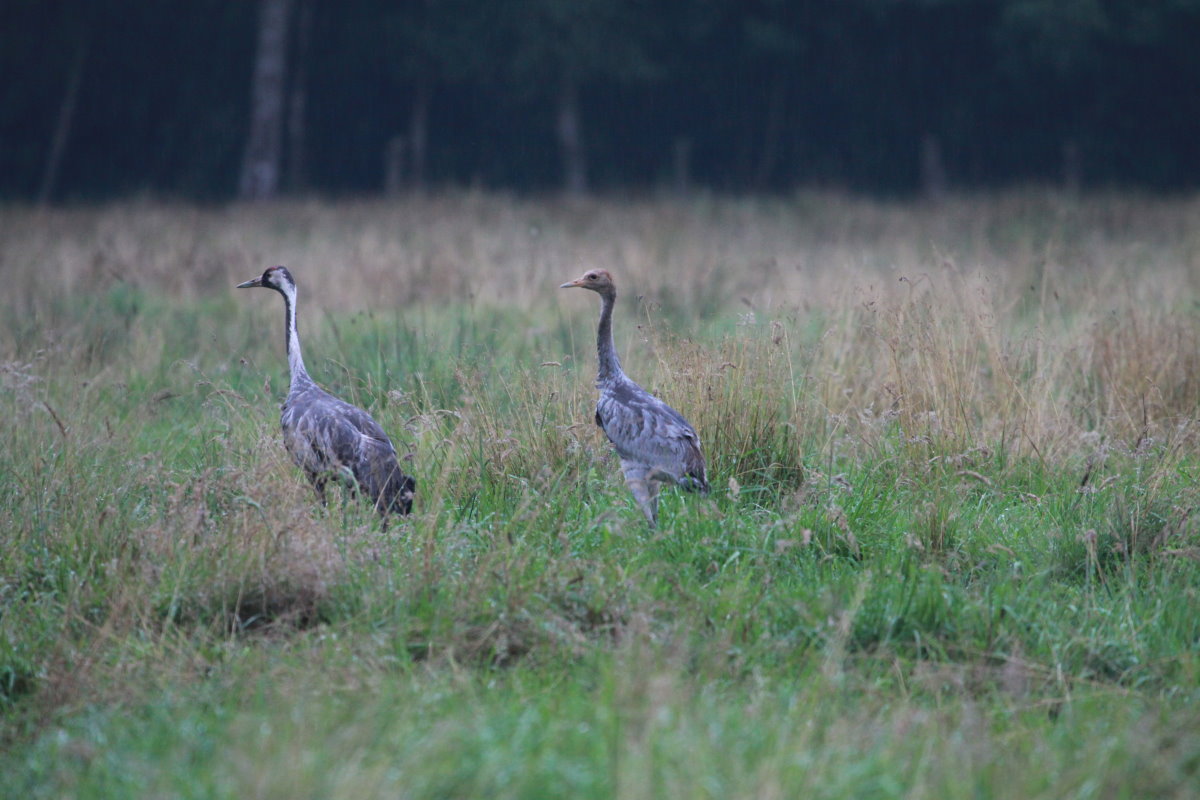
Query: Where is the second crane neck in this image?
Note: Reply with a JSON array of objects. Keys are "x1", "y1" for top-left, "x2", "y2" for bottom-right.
[{"x1": 595, "y1": 290, "x2": 623, "y2": 382}]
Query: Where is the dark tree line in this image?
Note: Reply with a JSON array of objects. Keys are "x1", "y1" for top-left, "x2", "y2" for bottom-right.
[{"x1": 3, "y1": 0, "x2": 1199, "y2": 202}]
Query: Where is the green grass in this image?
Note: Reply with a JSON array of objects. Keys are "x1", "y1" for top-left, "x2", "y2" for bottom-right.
[{"x1": 2, "y1": 192, "x2": 1199, "y2": 797}]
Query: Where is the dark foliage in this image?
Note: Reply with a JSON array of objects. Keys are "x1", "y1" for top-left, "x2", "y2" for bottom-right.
[{"x1": 3, "y1": 0, "x2": 1199, "y2": 200}]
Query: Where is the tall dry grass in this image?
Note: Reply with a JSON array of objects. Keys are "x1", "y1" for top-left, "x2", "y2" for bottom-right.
[
  {"x1": 2, "y1": 194, "x2": 1199, "y2": 552},
  {"x1": 5, "y1": 190, "x2": 1200, "y2": 482}
]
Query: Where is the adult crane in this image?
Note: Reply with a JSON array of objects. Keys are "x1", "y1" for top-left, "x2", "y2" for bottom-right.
[
  {"x1": 237, "y1": 266, "x2": 415, "y2": 525},
  {"x1": 560, "y1": 268, "x2": 708, "y2": 526}
]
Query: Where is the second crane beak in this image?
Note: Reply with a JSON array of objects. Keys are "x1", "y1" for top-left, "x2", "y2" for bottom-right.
[
  {"x1": 559, "y1": 279, "x2": 583, "y2": 289},
  {"x1": 236, "y1": 277, "x2": 263, "y2": 289}
]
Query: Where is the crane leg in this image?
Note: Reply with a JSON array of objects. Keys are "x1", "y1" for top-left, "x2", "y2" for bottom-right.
[
  {"x1": 308, "y1": 472, "x2": 329, "y2": 506},
  {"x1": 621, "y1": 461, "x2": 660, "y2": 527}
]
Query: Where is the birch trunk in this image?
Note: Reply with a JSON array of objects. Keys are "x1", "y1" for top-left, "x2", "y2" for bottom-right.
[
  {"x1": 556, "y1": 78, "x2": 586, "y2": 196},
  {"x1": 38, "y1": 44, "x2": 87, "y2": 206},
  {"x1": 239, "y1": 0, "x2": 292, "y2": 200},
  {"x1": 409, "y1": 79, "x2": 430, "y2": 192},
  {"x1": 285, "y1": 0, "x2": 312, "y2": 192}
]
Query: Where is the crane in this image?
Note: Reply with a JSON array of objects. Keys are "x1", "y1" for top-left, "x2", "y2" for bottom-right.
[
  {"x1": 237, "y1": 266, "x2": 415, "y2": 525},
  {"x1": 560, "y1": 268, "x2": 708, "y2": 526}
]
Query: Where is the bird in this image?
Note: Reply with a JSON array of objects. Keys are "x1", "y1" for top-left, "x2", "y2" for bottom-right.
[
  {"x1": 560, "y1": 268, "x2": 709, "y2": 526},
  {"x1": 237, "y1": 265, "x2": 414, "y2": 525}
]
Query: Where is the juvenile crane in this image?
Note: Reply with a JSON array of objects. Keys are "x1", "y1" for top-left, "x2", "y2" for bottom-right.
[
  {"x1": 560, "y1": 269, "x2": 709, "y2": 526},
  {"x1": 237, "y1": 265, "x2": 414, "y2": 523}
]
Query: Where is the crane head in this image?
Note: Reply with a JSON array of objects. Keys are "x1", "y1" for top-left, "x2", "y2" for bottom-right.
[
  {"x1": 237, "y1": 265, "x2": 295, "y2": 292},
  {"x1": 559, "y1": 269, "x2": 615, "y2": 294}
]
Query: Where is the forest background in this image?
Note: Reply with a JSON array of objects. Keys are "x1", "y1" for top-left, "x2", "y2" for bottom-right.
[{"x1": 5, "y1": 0, "x2": 1200, "y2": 203}]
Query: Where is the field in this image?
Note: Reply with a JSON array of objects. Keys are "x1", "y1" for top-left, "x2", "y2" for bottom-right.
[{"x1": 2, "y1": 191, "x2": 1200, "y2": 798}]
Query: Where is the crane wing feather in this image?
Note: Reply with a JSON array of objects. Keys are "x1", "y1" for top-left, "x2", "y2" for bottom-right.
[
  {"x1": 595, "y1": 377, "x2": 707, "y2": 490},
  {"x1": 282, "y1": 386, "x2": 402, "y2": 486}
]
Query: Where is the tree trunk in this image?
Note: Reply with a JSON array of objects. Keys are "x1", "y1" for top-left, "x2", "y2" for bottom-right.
[
  {"x1": 920, "y1": 134, "x2": 947, "y2": 202},
  {"x1": 409, "y1": 79, "x2": 430, "y2": 192},
  {"x1": 38, "y1": 43, "x2": 87, "y2": 206},
  {"x1": 239, "y1": 0, "x2": 293, "y2": 201},
  {"x1": 1062, "y1": 139, "x2": 1081, "y2": 195},
  {"x1": 284, "y1": 0, "x2": 312, "y2": 192},
  {"x1": 556, "y1": 78, "x2": 587, "y2": 196},
  {"x1": 672, "y1": 137, "x2": 692, "y2": 196},
  {"x1": 385, "y1": 136, "x2": 407, "y2": 195},
  {"x1": 752, "y1": 76, "x2": 785, "y2": 191}
]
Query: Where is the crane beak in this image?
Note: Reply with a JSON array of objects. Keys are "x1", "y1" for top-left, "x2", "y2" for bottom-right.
[
  {"x1": 236, "y1": 276, "x2": 263, "y2": 289},
  {"x1": 559, "y1": 278, "x2": 583, "y2": 289}
]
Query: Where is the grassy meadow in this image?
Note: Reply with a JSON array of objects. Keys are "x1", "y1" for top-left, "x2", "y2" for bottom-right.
[{"x1": 2, "y1": 190, "x2": 1200, "y2": 798}]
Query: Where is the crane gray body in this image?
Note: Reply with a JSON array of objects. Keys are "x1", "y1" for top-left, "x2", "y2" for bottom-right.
[
  {"x1": 281, "y1": 375, "x2": 414, "y2": 516},
  {"x1": 595, "y1": 373, "x2": 708, "y2": 496}
]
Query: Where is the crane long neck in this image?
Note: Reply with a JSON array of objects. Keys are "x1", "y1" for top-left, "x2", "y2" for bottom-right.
[
  {"x1": 280, "y1": 283, "x2": 312, "y2": 389},
  {"x1": 596, "y1": 289, "x2": 622, "y2": 381}
]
